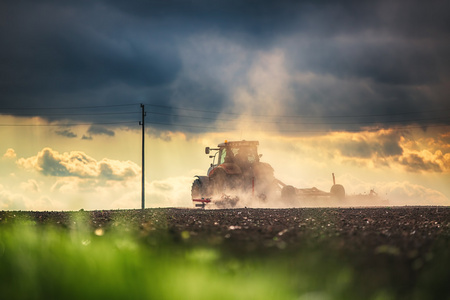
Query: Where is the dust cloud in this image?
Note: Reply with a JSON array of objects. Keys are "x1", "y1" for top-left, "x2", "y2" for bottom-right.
[
  {"x1": 144, "y1": 173, "x2": 449, "y2": 209},
  {"x1": 202, "y1": 189, "x2": 447, "y2": 210}
]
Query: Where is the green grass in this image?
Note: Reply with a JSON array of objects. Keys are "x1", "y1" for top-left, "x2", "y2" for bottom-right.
[
  {"x1": 0, "y1": 218, "x2": 298, "y2": 300},
  {"x1": 0, "y1": 213, "x2": 448, "y2": 300}
]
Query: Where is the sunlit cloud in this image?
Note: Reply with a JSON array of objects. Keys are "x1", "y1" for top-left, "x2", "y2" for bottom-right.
[
  {"x1": 3, "y1": 148, "x2": 17, "y2": 159},
  {"x1": 0, "y1": 184, "x2": 27, "y2": 210},
  {"x1": 0, "y1": 182, "x2": 57, "y2": 210},
  {"x1": 17, "y1": 148, "x2": 140, "y2": 180},
  {"x1": 20, "y1": 179, "x2": 40, "y2": 193},
  {"x1": 281, "y1": 128, "x2": 450, "y2": 174},
  {"x1": 398, "y1": 133, "x2": 450, "y2": 173}
]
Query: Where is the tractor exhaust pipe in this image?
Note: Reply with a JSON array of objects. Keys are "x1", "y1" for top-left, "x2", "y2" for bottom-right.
[{"x1": 332, "y1": 173, "x2": 336, "y2": 185}]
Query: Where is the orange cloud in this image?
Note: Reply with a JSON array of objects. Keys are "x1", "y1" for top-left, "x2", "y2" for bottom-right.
[
  {"x1": 396, "y1": 130, "x2": 450, "y2": 173},
  {"x1": 398, "y1": 153, "x2": 442, "y2": 173},
  {"x1": 319, "y1": 128, "x2": 450, "y2": 173}
]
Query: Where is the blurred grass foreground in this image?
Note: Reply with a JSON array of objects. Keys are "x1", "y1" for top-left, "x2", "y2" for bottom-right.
[
  {"x1": 0, "y1": 215, "x2": 297, "y2": 300},
  {"x1": 0, "y1": 209, "x2": 449, "y2": 300}
]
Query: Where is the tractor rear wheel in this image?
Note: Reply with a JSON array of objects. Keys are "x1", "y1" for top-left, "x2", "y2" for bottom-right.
[{"x1": 211, "y1": 168, "x2": 228, "y2": 195}]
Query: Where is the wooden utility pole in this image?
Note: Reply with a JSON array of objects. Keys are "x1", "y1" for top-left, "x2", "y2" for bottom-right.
[{"x1": 140, "y1": 104, "x2": 146, "y2": 209}]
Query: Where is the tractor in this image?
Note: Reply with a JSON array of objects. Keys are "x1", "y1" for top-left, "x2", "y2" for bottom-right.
[{"x1": 191, "y1": 140, "x2": 345, "y2": 208}]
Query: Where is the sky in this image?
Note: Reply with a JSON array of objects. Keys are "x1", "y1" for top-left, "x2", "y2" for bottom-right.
[{"x1": 0, "y1": 0, "x2": 449, "y2": 210}]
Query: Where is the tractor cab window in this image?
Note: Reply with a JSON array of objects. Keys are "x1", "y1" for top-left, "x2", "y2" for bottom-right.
[
  {"x1": 219, "y1": 148, "x2": 235, "y2": 164},
  {"x1": 219, "y1": 148, "x2": 226, "y2": 165},
  {"x1": 219, "y1": 145, "x2": 258, "y2": 165},
  {"x1": 233, "y1": 146, "x2": 258, "y2": 165}
]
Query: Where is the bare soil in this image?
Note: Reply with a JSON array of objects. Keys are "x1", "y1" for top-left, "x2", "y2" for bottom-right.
[{"x1": 1, "y1": 206, "x2": 448, "y2": 256}]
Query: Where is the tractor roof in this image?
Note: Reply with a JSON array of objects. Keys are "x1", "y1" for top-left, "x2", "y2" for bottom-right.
[{"x1": 217, "y1": 140, "x2": 259, "y2": 148}]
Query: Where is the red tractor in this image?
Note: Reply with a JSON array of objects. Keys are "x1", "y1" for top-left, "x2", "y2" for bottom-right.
[{"x1": 191, "y1": 140, "x2": 345, "y2": 208}]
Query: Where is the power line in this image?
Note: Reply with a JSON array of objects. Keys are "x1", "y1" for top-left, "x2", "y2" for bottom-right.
[
  {"x1": 1, "y1": 117, "x2": 447, "y2": 130},
  {"x1": 145, "y1": 120, "x2": 450, "y2": 133},
  {"x1": 144, "y1": 103, "x2": 450, "y2": 119},
  {"x1": 0, "y1": 121, "x2": 137, "y2": 127},
  {"x1": 1, "y1": 101, "x2": 449, "y2": 120},
  {"x1": 146, "y1": 110, "x2": 450, "y2": 125},
  {"x1": 0, "y1": 111, "x2": 140, "y2": 117},
  {"x1": 0, "y1": 102, "x2": 448, "y2": 130},
  {"x1": 0, "y1": 103, "x2": 138, "y2": 111}
]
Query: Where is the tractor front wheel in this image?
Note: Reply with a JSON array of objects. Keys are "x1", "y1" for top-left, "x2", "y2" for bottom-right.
[{"x1": 191, "y1": 179, "x2": 203, "y2": 199}]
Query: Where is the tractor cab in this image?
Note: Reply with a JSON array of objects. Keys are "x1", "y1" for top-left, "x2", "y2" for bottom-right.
[{"x1": 205, "y1": 140, "x2": 260, "y2": 176}]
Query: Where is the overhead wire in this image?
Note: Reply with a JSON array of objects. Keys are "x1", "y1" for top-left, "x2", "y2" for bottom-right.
[
  {"x1": 1, "y1": 111, "x2": 140, "y2": 117},
  {"x1": 0, "y1": 102, "x2": 449, "y2": 131},
  {"x1": 1, "y1": 101, "x2": 448, "y2": 119},
  {"x1": 146, "y1": 120, "x2": 450, "y2": 133},
  {"x1": 0, "y1": 102, "x2": 141, "y2": 126},
  {"x1": 144, "y1": 103, "x2": 450, "y2": 119},
  {"x1": 0, "y1": 121, "x2": 138, "y2": 127},
  {"x1": 0, "y1": 103, "x2": 138, "y2": 111},
  {"x1": 145, "y1": 110, "x2": 450, "y2": 126}
]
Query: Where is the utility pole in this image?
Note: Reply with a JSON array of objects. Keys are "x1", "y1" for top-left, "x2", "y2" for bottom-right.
[{"x1": 140, "y1": 104, "x2": 146, "y2": 210}]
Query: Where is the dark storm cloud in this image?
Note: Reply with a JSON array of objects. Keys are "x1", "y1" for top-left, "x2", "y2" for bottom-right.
[
  {"x1": 87, "y1": 125, "x2": 115, "y2": 137},
  {"x1": 399, "y1": 153, "x2": 443, "y2": 173},
  {"x1": 338, "y1": 130, "x2": 403, "y2": 159},
  {"x1": 1, "y1": 3, "x2": 179, "y2": 87},
  {"x1": 79, "y1": 125, "x2": 115, "y2": 141},
  {"x1": 289, "y1": 39, "x2": 441, "y2": 85},
  {"x1": 0, "y1": 0, "x2": 449, "y2": 132},
  {"x1": 55, "y1": 129, "x2": 77, "y2": 138}
]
